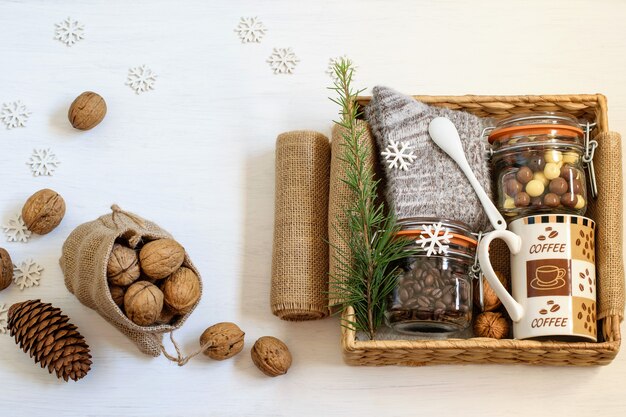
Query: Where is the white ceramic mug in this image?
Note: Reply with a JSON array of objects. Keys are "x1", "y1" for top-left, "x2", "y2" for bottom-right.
[{"x1": 478, "y1": 214, "x2": 596, "y2": 341}]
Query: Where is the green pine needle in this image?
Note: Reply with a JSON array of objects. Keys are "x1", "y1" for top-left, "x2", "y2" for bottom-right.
[{"x1": 328, "y1": 59, "x2": 414, "y2": 339}]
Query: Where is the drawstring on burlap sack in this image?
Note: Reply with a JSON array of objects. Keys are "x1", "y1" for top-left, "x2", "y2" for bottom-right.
[
  {"x1": 159, "y1": 331, "x2": 213, "y2": 366},
  {"x1": 111, "y1": 204, "x2": 147, "y2": 228}
]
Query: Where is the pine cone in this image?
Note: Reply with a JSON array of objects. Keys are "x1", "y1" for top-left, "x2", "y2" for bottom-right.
[{"x1": 8, "y1": 300, "x2": 92, "y2": 382}]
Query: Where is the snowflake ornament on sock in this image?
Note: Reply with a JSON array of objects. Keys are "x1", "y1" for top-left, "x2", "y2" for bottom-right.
[
  {"x1": 417, "y1": 222, "x2": 453, "y2": 256},
  {"x1": 54, "y1": 17, "x2": 85, "y2": 46},
  {"x1": 1, "y1": 101, "x2": 30, "y2": 129},
  {"x1": 267, "y1": 48, "x2": 299, "y2": 74},
  {"x1": 13, "y1": 259, "x2": 43, "y2": 290},
  {"x1": 235, "y1": 17, "x2": 267, "y2": 43},
  {"x1": 381, "y1": 140, "x2": 417, "y2": 171},
  {"x1": 3, "y1": 214, "x2": 31, "y2": 243},
  {"x1": 126, "y1": 65, "x2": 157, "y2": 94},
  {"x1": 0, "y1": 303, "x2": 8, "y2": 334},
  {"x1": 27, "y1": 148, "x2": 60, "y2": 177},
  {"x1": 326, "y1": 55, "x2": 356, "y2": 81}
]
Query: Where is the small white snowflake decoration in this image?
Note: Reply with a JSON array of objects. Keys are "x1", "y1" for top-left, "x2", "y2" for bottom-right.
[
  {"x1": 2, "y1": 214, "x2": 31, "y2": 243},
  {"x1": 235, "y1": 17, "x2": 267, "y2": 43},
  {"x1": 267, "y1": 48, "x2": 299, "y2": 74},
  {"x1": 417, "y1": 222, "x2": 453, "y2": 256},
  {"x1": 27, "y1": 148, "x2": 60, "y2": 177},
  {"x1": 381, "y1": 140, "x2": 417, "y2": 171},
  {"x1": 54, "y1": 17, "x2": 85, "y2": 46},
  {"x1": 0, "y1": 303, "x2": 8, "y2": 334},
  {"x1": 1, "y1": 101, "x2": 31, "y2": 129},
  {"x1": 13, "y1": 259, "x2": 43, "y2": 290},
  {"x1": 326, "y1": 55, "x2": 356, "y2": 81},
  {"x1": 126, "y1": 65, "x2": 158, "y2": 94}
]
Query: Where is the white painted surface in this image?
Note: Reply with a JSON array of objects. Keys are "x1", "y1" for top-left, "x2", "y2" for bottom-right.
[{"x1": 1, "y1": 1, "x2": 625, "y2": 416}]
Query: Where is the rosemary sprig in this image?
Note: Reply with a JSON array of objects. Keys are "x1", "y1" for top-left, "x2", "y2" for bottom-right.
[{"x1": 328, "y1": 59, "x2": 413, "y2": 339}]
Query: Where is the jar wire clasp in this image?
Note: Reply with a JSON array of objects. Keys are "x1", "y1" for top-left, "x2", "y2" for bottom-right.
[{"x1": 581, "y1": 121, "x2": 598, "y2": 199}]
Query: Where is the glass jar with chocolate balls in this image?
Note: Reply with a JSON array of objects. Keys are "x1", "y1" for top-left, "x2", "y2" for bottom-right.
[
  {"x1": 386, "y1": 218, "x2": 476, "y2": 336},
  {"x1": 488, "y1": 112, "x2": 587, "y2": 218}
]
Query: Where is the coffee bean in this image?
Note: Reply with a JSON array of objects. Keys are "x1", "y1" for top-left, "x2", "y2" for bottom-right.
[
  {"x1": 424, "y1": 274, "x2": 435, "y2": 287},
  {"x1": 548, "y1": 231, "x2": 558, "y2": 239},
  {"x1": 431, "y1": 288, "x2": 443, "y2": 299},
  {"x1": 539, "y1": 309, "x2": 548, "y2": 315},
  {"x1": 399, "y1": 288, "x2": 409, "y2": 302},
  {"x1": 579, "y1": 284, "x2": 585, "y2": 291},
  {"x1": 435, "y1": 300, "x2": 446, "y2": 309},
  {"x1": 550, "y1": 304, "x2": 560, "y2": 313},
  {"x1": 547, "y1": 300, "x2": 554, "y2": 305},
  {"x1": 578, "y1": 312, "x2": 583, "y2": 319},
  {"x1": 417, "y1": 296, "x2": 430, "y2": 308},
  {"x1": 538, "y1": 235, "x2": 546, "y2": 241}
]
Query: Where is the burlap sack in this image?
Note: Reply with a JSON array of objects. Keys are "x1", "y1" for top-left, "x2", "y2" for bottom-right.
[
  {"x1": 60, "y1": 205, "x2": 202, "y2": 357},
  {"x1": 328, "y1": 121, "x2": 378, "y2": 308},
  {"x1": 586, "y1": 131, "x2": 625, "y2": 321},
  {"x1": 271, "y1": 131, "x2": 331, "y2": 321}
]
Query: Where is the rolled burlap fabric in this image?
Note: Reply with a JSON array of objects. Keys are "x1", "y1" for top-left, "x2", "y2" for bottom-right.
[
  {"x1": 60, "y1": 205, "x2": 202, "y2": 357},
  {"x1": 328, "y1": 121, "x2": 378, "y2": 308},
  {"x1": 271, "y1": 131, "x2": 331, "y2": 320},
  {"x1": 586, "y1": 131, "x2": 625, "y2": 322}
]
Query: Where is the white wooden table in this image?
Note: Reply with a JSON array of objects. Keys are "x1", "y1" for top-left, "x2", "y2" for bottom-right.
[{"x1": 1, "y1": 1, "x2": 625, "y2": 416}]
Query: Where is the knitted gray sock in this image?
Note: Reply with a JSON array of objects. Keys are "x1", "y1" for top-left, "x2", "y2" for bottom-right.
[{"x1": 365, "y1": 86, "x2": 493, "y2": 232}]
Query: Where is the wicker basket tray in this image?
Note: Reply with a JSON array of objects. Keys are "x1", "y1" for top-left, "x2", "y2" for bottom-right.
[{"x1": 340, "y1": 94, "x2": 623, "y2": 366}]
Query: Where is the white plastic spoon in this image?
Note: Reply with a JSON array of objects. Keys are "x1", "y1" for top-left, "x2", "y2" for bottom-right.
[{"x1": 428, "y1": 117, "x2": 506, "y2": 231}]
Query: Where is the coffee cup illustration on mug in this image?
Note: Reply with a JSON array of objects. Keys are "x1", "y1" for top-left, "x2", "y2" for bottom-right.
[{"x1": 478, "y1": 214, "x2": 596, "y2": 341}]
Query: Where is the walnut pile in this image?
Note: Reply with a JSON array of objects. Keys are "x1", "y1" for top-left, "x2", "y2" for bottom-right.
[{"x1": 106, "y1": 237, "x2": 200, "y2": 327}]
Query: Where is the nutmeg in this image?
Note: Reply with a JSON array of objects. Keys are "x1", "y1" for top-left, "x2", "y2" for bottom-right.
[
  {"x1": 68, "y1": 91, "x2": 107, "y2": 130},
  {"x1": 124, "y1": 281, "x2": 164, "y2": 326},
  {"x1": 107, "y1": 244, "x2": 141, "y2": 286},
  {"x1": 21, "y1": 188, "x2": 66, "y2": 235},
  {"x1": 162, "y1": 267, "x2": 200, "y2": 314},
  {"x1": 200, "y1": 322, "x2": 245, "y2": 360},
  {"x1": 109, "y1": 285, "x2": 125, "y2": 309},
  {"x1": 0, "y1": 248, "x2": 13, "y2": 292},
  {"x1": 251, "y1": 336, "x2": 292, "y2": 377},
  {"x1": 473, "y1": 311, "x2": 510, "y2": 339},
  {"x1": 474, "y1": 271, "x2": 508, "y2": 312},
  {"x1": 139, "y1": 239, "x2": 185, "y2": 279}
]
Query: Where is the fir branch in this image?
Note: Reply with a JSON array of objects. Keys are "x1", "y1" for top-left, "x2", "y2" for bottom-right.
[{"x1": 328, "y1": 59, "x2": 414, "y2": 339}]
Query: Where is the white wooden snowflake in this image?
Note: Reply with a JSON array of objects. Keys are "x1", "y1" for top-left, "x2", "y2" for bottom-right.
[
  {"x1": 267, "y1": 48, "x2": 299, "y2": 74},
  {"x1": 27, "y1": 148, "x2": 60, "y2": 177},
  {"x1": 0, "y1": 303, "x2": 8, "y2": 334},
  {"x1": 326, "y1": 55, "x2": 356, "y2": 81},
  {"x1": 417, "y1": 222, "x2": 453, "y2": 256},
  {"x1": 235, "y1": 17, "x2": 267, "y2": 43},
  {"x1": 54, "y1": 17, "x2": 85, "y2": 46},
  {"x1": 1, "y1": 101, "x2": 31, "y2": 129},
  {"x1": 381, "y1": 140, "x2": 417, "y2": 171},
  {"x1": 13, "y1": 259, "x2": 43, "y2": 290},
  {"x1": 2, "y1": 214, "x2": 31, "y2": 243},
  {"x1": 126, "y1": 65, "x2": 157, "y2": 94}
]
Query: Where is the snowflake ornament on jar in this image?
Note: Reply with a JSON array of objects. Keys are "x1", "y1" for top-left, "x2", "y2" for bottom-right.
[
  {"x1": 235, "y1": 17, "x2": 267, "y2": 43},
  {"x1": 267, "y1": 48, "x2": 299, "y2": 74},
  {"x1": 1, "y1": 101, "x2": 31, "y2": 129},
  {"x1": 27, "y1": 148, "x2": 60, "y2": 177},
  {"x1": 326, "y1": 55, "x2": 356, "y2": 81},
  {"x1": 13, "y1": 259, "x2": 44, "y2": 290},
  {"x1": 0, "y1": 303, "x2": 8, "y2": 334},
  {"x1": 2, "y1": 214, "x2": 31, "y2": 243},
  {"x1": 417, "y1": 222, "x2": 453, "y2": 256},
  {"x1": 54, "y1": 17, "x2": 85, "y2": 46},
  {"x1": 126, "y1": 65, "x2": 157, "y2": 94},
  {"x1": 381, "y1": 140, "x2": 417, "y2": 171}
]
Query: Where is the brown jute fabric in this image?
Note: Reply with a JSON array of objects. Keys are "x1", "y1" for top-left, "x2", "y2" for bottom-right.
[
  {"x1": 586, "y1": 131, "x2": 625, "y2": 321},
  {"x1": 271, "y1": 131, "x2": 331, "y2": 321},
  {"x1": 60, "y1": 205, "x2": 203, "y2": 357},
  {"x1": 328, "y1": 121, "x2": 378, "y2": 308}
]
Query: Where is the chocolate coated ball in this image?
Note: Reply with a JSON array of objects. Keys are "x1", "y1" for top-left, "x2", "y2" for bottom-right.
[
  {"x1": 525, "y1": 179, "x2": 545, "y2": 197},
  {"x1": 527, "y1": 155, "x2": 546, "y2": 172},
  {"x1": 571, "y1": 179, "x2": 583, "y2": 194},
  {"x1": 544, "y1": 162, "x2": 561, "y2": 180},
  {"x1": 560, "y1": 165, "x2": 577, "y2": 180},
  {"x1": 516, "y1": 166, "x2": 533, "y2": 184},
  {"x1": 505, "y1": 178, "x2": 523, "y2": 196},
  {"x1": 543, "y1": 193, "x2": 560, "y2": 208},
  {"x1": 514, "y1": 192, "x2": 530, "y2": 207},
  {"x1": 561, "y1": 193, "x2": 577, "y2": 208},
  {"x1": 549, "y1": 177, "x2": 568, "y2": 195}
]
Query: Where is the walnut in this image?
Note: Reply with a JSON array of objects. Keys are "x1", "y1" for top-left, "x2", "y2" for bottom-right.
[
  {"x1": 251, "y1": 336, "x2": 292, "y2": 377},
  {"x1": 474, "y1": 271, "x2": 508, "y2": 312},
  {"x1": 155, "y1": 305, "x2": 177, "y2": 325},
  {"x1": 199, "y1": 322, "x2": 245, "y2": 360},
  {"x1": 21, "y1": 189, "x2": 66, "y2": 235},
  {"x1": 68, "y1": 91, "x2": 107, "y2": 130},
  {"x1": 162, "y1": 267, "x2": 201, "y2": 314},
  {"x1": 0, "y1": 248, "x2": 13, "y2": 292},
  {"x1": 124, "y1": 281, "x2": 164, "y2": 326},
  {"x1": 139, "y1": 239, "x2": 185, "y2": 279},
  {"x1": 108, "y1": 285, "x2": 125, "y2": 309},
  {"x1": 107, "y1": 244, "x2": 141, "y2": 286},
  {"x1": 473, "y1": 311, "x2": 510, "y2": 339}
]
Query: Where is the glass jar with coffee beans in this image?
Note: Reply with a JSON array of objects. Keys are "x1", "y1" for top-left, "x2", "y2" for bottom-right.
[
  {"x1": 386, "y1": 218, "x2": 477, "y2": 335},
  {"x1": 488, "y1": 112, "x2": 588, "y2": 218}
]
